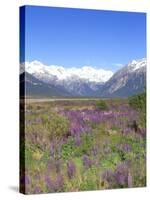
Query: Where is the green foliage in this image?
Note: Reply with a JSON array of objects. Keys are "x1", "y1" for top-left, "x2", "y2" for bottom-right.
[
  {"x1": 74, "y1": 134, "x2": 93, "y2": 156},
  {"x1": 25, "y1": 145, "x2": 33, "y2": 166},
  {"x1": 26, "y1": 112, "x2": 69, "y2": 142},
  {"x1": 61, "y1": 138, "x2": 75, "y2": 160},
  {"x1": 46, "y1": 114, "x2": 69, "y2": 139},
  {"x1": 23, "y1": 100, "x2": 146, "y2": 193},
  {"x1": 61, "y1": 134, "x2": 93, "y2": 160},
  {"x1": 101, "y1": 152, "x2": 121, "y2": 169},
  {"x1": 129, "y1": 90, "x2": 146, "y2": 126},
  {"x1": 79, "y1": 166, "x2": 98, "y2": 190},
  {"x1": 96, "y1": 100, "x2": 108, "y2": 110},
  {"x1": 129, "y1": 90, "x2": 146, "y2": 111},
  {"x1": 79, "y1": 178, "x2": 97, "y2": 191}
]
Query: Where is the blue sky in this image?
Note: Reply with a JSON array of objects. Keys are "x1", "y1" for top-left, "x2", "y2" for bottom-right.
[{"x1": 20, "y1": 6, "x2": 146, "y2": 72}]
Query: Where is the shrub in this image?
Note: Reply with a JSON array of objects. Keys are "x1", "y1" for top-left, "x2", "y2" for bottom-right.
[
  {"x1": 96, "y1": 100, "x2": 108, "y2": 110},
  {"x1": 129, "y1": 90, "x2": 146, "y2": 126},
  {"x1": 46, "y1": 114, "x2": 69, "y2": 139},
  {"x1": 129, "y1": 91, "x2": 146, "y2": 111},
  {"x1": 26, "y1": 112, "x2": 69, "y2": 141}
]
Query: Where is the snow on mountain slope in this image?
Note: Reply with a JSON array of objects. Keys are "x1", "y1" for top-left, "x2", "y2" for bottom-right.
[
  {"x1": 22, "y1": 60, "x2": 113, "y2": 83},
  {"x1": 125, "y1": 58, "x2": 146, "y2": 72},
  {"x1": 20, "y1": 72, "x2": 71, "y2": 97},
  {"x1": 100, "y1": 58, "x2": 146, "y2": 97},
  {"x1": 20, "y1": 58, "x2": 146, "y2": 97}
]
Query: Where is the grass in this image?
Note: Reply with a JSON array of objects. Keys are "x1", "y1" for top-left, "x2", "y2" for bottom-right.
[{"x1": 20, "y1": 98, "x2": 146, "y2": 194}]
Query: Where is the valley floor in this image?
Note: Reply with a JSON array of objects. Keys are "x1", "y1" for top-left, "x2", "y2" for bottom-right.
[{"x1": 20, "y1": 98, "x2": 146, "y2": 194}]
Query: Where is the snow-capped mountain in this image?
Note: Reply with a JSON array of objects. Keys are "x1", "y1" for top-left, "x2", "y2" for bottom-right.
[
  {"x1": 21, "y1": 61, "x2": 113, "y2": 82},
  {"x1": 20, "y1": 72, "x2": 71, "y2": 97},
  {"x1": 20, "y1": 58, "x2": 146, "y2": 97},
  {"x1": 100, "y1": 58, "x2": 146, "y2": 97},
  {"x1": 21, "y1": 61, "x2": 113, "y2": 96}
]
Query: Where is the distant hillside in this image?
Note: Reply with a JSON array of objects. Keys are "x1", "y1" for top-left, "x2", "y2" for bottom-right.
[
  {"x1": 20, "y1": 72, "x2": 71, "y2": 97},
  {"x1": 100, "y1": 58, "x2": 146, "y2": 97},
  {"x1": 20, "y1": 58, "x2": 146, "y2": 98}
]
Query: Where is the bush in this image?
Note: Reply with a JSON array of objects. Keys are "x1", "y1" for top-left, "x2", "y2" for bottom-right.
[
  {"x1": 96, "y1": 100, "x2": 108, "y2": 110},
  {"x1": 129, "y1": 91, "x2": 146, "y2": 111},
  {"x1": 25, "y1": 112, "x2": 69, "y2": 151},
  {"x1": 129, "y1": 90, "x2": 146, "y2": 126},
  {"x1": 46, "y1": 114, "x2": 69, "y2": 139}
]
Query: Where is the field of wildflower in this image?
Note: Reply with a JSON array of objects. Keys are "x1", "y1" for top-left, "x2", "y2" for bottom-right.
[{"x1": 20, "y1": 98, "x2": 146, "y2": 194}]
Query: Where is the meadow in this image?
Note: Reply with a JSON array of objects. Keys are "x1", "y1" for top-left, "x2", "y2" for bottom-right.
[{"x1": 20, "y1": 97, "x2": 146, "y2": 194}]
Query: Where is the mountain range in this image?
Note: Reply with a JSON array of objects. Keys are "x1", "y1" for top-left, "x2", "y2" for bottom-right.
[{"x1": 20, "y1": 58, "x2": 146, "y2": 98}]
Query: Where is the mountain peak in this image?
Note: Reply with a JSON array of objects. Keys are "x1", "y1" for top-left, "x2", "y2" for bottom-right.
[
  {"x1": 20, "y1": 58, "x2": 146, "y2": 97},
  {"x1": 101, "y1": 58, "x2": 146, "y2": 97},
  {"x1": 128, "y1": 58, "x2": 146, "y2": 71},
  {"x1": 31, "y1": 60, "x2": 43, "y2": 66},
  {"x1": 23, "y1": 61, "x2": 113, "y2": 83}
]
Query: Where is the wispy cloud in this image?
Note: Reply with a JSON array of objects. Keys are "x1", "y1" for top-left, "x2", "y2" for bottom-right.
[{"x1": 113, "y1": 63, "x2": 124, "y2": 68}]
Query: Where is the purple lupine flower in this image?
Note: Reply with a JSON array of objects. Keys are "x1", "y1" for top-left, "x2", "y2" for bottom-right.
[
  {"x1": 45, "y1": 174, "x2": 64, "y2": 192},
  {"x1": 103, "y1": 146, "x2": 111, "y2": 154},
  {"x1": 34, "y1": 186, "x2": 41, "y2": 194},
  {"x1": 118, "y1": 143, "x2": 132, "y2": 153},
  {"x1": 114, "y1": 163, "x2": 128, "y2": 186},
  {"x1": 128, "y1": 173, "x2": 132, "y2": 188},
  {"x1": 82, "y1": 155, "x2": 94, "y2": 168},
  {"x1": 47, "y1": 160, "x2": 53, "y2": 172},
  {"x1": 102, "y1": 169, "x2": 114, "y2": 187},
  {"x1": 34, "y1": 173, "x2": 41, "y2": 181},
  {"x1": 35, "y1": 117, "x2": 42, "y2": 124},
  {"x1": 45, "y1": 175, "x2": 53, "y2": 189},
  {"x1": 67, "y1": 160, "x2": 76, "y2": 179},
  {"x1": 50, "y1": 146, "x2": 55, "y2": 157},
  {"x1": 139, "y1": 127, "x2": 146, "y2": 137},
  {"x1": 92, "y1": 145, "x2": 98, "y2": 156},
  {"x1": 116, "y1": 174, "x2": 126, "y2": 185},
  {"x1": 54, "y1": 175, "x2": 64, "y2": 191},
  {"x1": 74, "y1": 135, "x2": 81, "y2": 146},
  {"x1": 59, "y1": 108, "x2": 141, "y2": 144},
  {"x1": 20, "y1": 175, "x2": 30, "y2": 185},
  {"x1": 102, "y1": 169, "x2": 114, "y2": 181},
  {"x1": 122, "y1": 143, "x2": 132, "y2": 152},
  {"x1": 55, "y1": 159, "x2": 61, "y2": 173},
  {"x1": 102, "y1": 162, "x2": 130, "y2": 188},
  {"x1": 122, "y1": 127, "x2": 132, "y2": 135}
]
